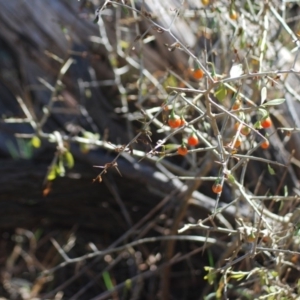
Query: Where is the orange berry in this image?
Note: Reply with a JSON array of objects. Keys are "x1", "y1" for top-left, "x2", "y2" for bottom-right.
[
  {"x1": 187, "y1": 133, "x2": 199, "y2": 146},
  {"x1": 261, "y1": 117, "x2": 272, "y2": 129},
  {"x1": 168, "y1": 114, "x2": 181, "y2": 128},
  {"x1": 232, "y1": 100, "x2": 241, "y2": 110},
  {"x1": 192, "y1": 68, "x2": 204, "y2": 80},
  {"x1": 261, "y1": 140, "x2": 269, "y2": 149},
  {"x1": 241, "y1": 126, "x2": 251, "y2": 136},
  {"x1": 229, "y1": 9, "x2": 238, "y2": 20},
  {"x1": 233, "y1": 122, "x2": 244, "y2": 131},
  {"x1": 234, "y1": 122, "x2": 241, "y2": 131},
  {"x1": 201, "y1": 0, "x2": 210, "y2": 5},
  {"x1": 180, "y1": 117, "x2": 186, "y2": 127},
  {"x1": 212, "y1": 182, "x2": 222, "y2": 194},
  {"x1": 177, "y1": 145, "x2": 188, "y2": 156},
  {"x1": 233, "y1": 136, "x2": 242, "y2": 148},
  {"x1": 245, "y1": 233, "x2": 256, "y2": 243}
]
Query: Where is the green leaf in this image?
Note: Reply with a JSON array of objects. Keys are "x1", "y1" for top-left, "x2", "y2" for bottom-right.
[
  {"x1": 258, "y1": 107, "x2": 269, "y2": 119},
  {"x1": 214, "y1": 84, "x2": 227, "y2": 102},
  {"x1": 163, "y1": 143, "x2": 179, "y2": 150},
  {"x1": 165, "y1": 75, "x2": 177, "y2": 88},
  {"x1": 262, "y1": 98, "x2": 285, "y2": 106},
  {"x1": 227, "y1": 174, "x2": 235, "y2": 183},
  {"x1": 270, "y1": 271, "x2": 278, "y2": 278},
  {"x1": 203, "y1": 267, "x2": 215, "y2": 285},
  {"x1": 230, "y1": 272, "x2": 246, "y2": 280},
  {"x1": 284, "y1": 185, "x2": 288, "y2": 197},
  {"x1": 120, "y1": 40, "x2": 129, "y2": 49},
  {"x1": 261, "y1": 87, "x2": 267, "y2": 104},
  {"x1": 268, "y1": 164, "x2": 275, "y2": 175},
  {"x1": 63, "y1": 151, "x2": 74, "y2": 169},
  {"x1": 31, "y1": 136, "x2": 41, "y2": 148},
  {"x1": 253, "y1": 121, "x2": 261, "y2": 129},
  {"x1": 47, "y1": 167, "x2": 56, "y2": 181},
  {"x1": 125, "y1": 279, "x2": 132, "y2": 290},
  {"x1": 56, "y1": 159, "x2": 65, "y2": 177},
  {"x1": 102, "y1": 271, "x2": 114, "y2": 290},
  {"x1": 279, "y1": 200, "x2": 284, "y2": 212},
  {"x1": 207, "y1": 250, "x2": 214, "y2": 267},
  {"x1": 238, "y1": 111, "x2": 245, "y2": 121}
]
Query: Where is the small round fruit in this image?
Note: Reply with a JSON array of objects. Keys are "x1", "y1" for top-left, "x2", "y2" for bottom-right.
[
  {"x1": 229, "y1": 9, "x2": 238, "y2": 20},
  {"x1": 187, "y1": 133, "x2": 199, "y2": 146},
  {"x1": 245, "y1": 233, "x2": 256, "y2": 243},
  {"x1": 241, "y1": 126, "x2": 251, "y2": 136},
  {"x1": 201, "y1": 0, "x2": 210, "y2": 6},
  {"x1": 163, "y1": 105, "x2": 169, "y2": 111},
  {"x1": 234, "y1": 122, "x2": 241, "y2": 132},
  {"x1": 192, "y1": 68, "x2": 204, "y2": 80},
  {"x1": 261, "y1": 117, "x2": 272, "y2": 129},
  {"x1": 232, "y1": 100, "x2": 241, "y2": 110},
  {"x1": 212, "y1": 182, "x2": 222, "y2": 194},
  {"x1": 180, "y1": 117, "x2": 186, "y2": 127},
  {"x1": 233, "y1": 136, "x2": 242, "y2": 148},
  {"x1": 168, "y1": 114, "x2": 181, "y2": 128},
  {"x1": 177, "y1": 145, "x2": 188, "y2": 156},
  {"x1": 261, "y1": 140, "x2": 269, "y2": 149}
]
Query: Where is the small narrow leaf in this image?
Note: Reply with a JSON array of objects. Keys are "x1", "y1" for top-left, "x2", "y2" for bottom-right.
[
  {"x1": 262, "y1": 98, "x2": 285, "y2": 107},
  {"x1": 64, "y1": 151, "x2": 74, "y2": 169},
  {"x1": 215, "y1": 84, "x2": 227, "y2": 102},
  {"x1": 56, "y1": 159, "x2": 65, "y2": 177},
  {"x1": 227, "y1": 174, "x2": 235, "y2": 183},
  {"x1": 253, "y1": 121, "x2": 261, "y2": 129},
  {"x1": 279, "y1": 200, "x2": 284, "y2": 212},
  {"x1": 102, "y1": 271, "x2": 114, "y2": 290},
  {"x1": 258, "y1": 107, "x2": 269, "y2": 119},
  {"x1": 284, "y1": 185, "x2": 288, "y2": 197},
  {"x1": 163, "y1": 144, "x2": 179, "y2": 150},
  {"x1": 125, "y1": 279, "x2": 132, "y2": 290},
  {"x1": 268, "y1": 164, "x2": 275, "y2": 175},
  {"x1": 230, "y1": 273, "x2": 246, "y2": 280},
  {"x1": 261, "y1": 87, "x2": 267, "y2": 104},
  {"x1": 47, "y1": 167, "x2": 56, "y2": 181}
]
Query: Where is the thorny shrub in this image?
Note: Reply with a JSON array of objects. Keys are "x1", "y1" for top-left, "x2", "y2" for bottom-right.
[{"x1": 6, "y1": 0, "x2": 300, "y2": 299}]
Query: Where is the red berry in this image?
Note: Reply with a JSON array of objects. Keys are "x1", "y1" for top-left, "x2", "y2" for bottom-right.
[
  {"x1": 192, "y1": 68, "x2": 204, "y2": 79},
  {"x1": 261, "y1": 117, "x2": 272, "y2": 128},
  {"x1": 232, "y1": 100, "x2": 241, "y2": 110},
  {"x1": 234, "y1": 122, "x2": 241, "y2": 132},
  {"x1": 187, "y1": 133, "x2": 199, "y2": 146},
  {"x1": 261, "y1": 140, "x2": 269, "y2": 149},
  {"x1": 180, "y1": 117, "x2": 186, "y2": 127},
  {"x1": 177, "y1": 145, "x2": 188, "y2": 156},
  {"x1": 212, "y1": 182, "x2": 222, "y2": 194},
  {"x1": 168, "y1": 114, "x2": 181, "y2": 128},
  {"x1": 233, "y1": 136, "x2": 242, "y2": 148}
]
